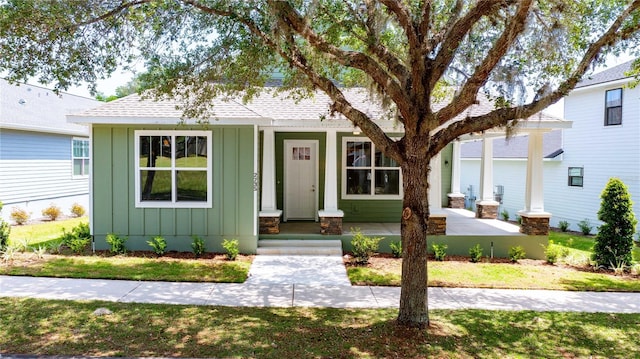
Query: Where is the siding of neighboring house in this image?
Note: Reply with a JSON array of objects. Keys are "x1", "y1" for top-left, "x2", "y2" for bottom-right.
[{"x1": 91, "y1": 125, "x2": 257, "y2": 253}]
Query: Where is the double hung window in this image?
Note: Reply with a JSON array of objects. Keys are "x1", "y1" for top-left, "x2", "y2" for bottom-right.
[
  {"x1": 72, "y1": 138, "x2": 90, "y2": 177},
  {"x1": 605, "y1": 88, "x2": 622, "y2": 126},
  {"x1": 343, "y1": 138, "x2": 401, "y2": 199}
]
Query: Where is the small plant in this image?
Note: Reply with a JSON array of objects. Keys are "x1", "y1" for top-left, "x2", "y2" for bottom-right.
[
  {"x1": 10, "y1": 207, "x2": 30, "y2": 225},
  {"x1": 32, "y1": 245, "x2": 47, "y2": 259},
  {"x1": 0, "y1": 201, "x2": 9, "y2": 250},
  {"x1": 501, "y1": 209, "x2": 509, "y2": 221},
  {"x1": 70, "y1": 203, "x2": 86, "y2": 217},
  {"x1": 68, "y1": 237, "x2": 90, "y2": 255},
  {"x1": 1, "y1": 245, "x2": 18, "y2": 262},
  {"x1": 47, "y1": 239, "x2": 65, "y2": 254},
  {"x1": 516, "y1": 215, "x2": 522, "y2": 225},
  {"x1": 147, "y1": 236, "x2": 167, "y2": 256},
  {"x1": 13, "y1": 238, "x2": 30, "y2": 252},
  {"x1": 432, "y1": 243, "x2": 448, "y2": 261},
  {"x1": 105, "y1": 233, "x2": 127, "y2": 255},
  {"x1": 542, "y1": 240, "x2": 563, "y2": 265},
  {"x1": 469, "y1": 244, "x2": 483, "y2": 263},
  {"x1": 350, "y1": 228, "x2": 383, "y2": 265},
  {"x1": 191, "y1": 235, "x2": 206, "y2": 258},
  {"x1": 42, "y1": 204, "x2": 62, "y2": 221},
  {"x1": 508, "y1": 245, "x2": 526, "y2": 263},
  {"x1": 222, "y1": 238, "x2": 239, "y2": 261},
  {"x1": 558, "y1": 220, "x2": 570, "y2": 232},
  {"x1": 389, "y1": 240, "x2": 402, "y2": 258},
  {"x1": 577, "y1": 219, "x2": 593, "y2": 235}
]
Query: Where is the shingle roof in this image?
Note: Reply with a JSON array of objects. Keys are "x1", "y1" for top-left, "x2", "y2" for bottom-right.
[
  {"x1": 0, "y1": 79, "x2": 99, "y2": 136},
  {"x1": 576, "y1": 59, "x2": 636, "y2": 88}
]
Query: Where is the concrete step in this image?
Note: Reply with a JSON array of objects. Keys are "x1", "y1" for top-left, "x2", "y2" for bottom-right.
[{"x1": 256, "y1": 239, "x2": 343, "y2": 256}]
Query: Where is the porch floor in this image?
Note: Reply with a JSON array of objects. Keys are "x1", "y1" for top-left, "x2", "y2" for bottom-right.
[{"x1": 278, "y1": 208, "x2": 524, "y2": 236}]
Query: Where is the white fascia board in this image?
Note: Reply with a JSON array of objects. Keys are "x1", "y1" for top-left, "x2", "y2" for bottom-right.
[
  {"x1": 572, "y1": 78, "x2": 631, "y2": 92},
  {"x1": 67, "y1": 115, "x2": 268, "y2": 126},
  {"x1": 516, "y1": 120, "x2": 573, "y2": 130},
  {"x1": 0, "y1": 123, "x2": 89, "y2": 136}
]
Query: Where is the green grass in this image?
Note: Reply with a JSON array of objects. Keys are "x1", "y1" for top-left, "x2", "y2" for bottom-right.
[
  {"x1": 0, "y1": 297, "x2": 638, "y2": 358},
  {"x1": 550, "y1": 230, "x2": 640, "y2": 262},
  {"x1": 8, "y1": 217, "x2": 87, "y2": 246}
]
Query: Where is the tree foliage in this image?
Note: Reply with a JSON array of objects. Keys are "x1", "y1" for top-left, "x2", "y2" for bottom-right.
[
  {"x1": 593, "y1": 178, "x2": 638, "y2": 269},
  {"x1": 2, "y1": 0, "x2": 640, "y2": 327}
]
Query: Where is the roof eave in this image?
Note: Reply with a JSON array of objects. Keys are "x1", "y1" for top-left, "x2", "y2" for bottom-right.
[{"x1": 0, "y1": 123, "x2": 89, "y2": 137}]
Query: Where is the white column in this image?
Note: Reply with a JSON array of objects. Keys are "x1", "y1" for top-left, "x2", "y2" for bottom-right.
[
  {"x1": 477, "y1": 135, "x2": 498, "y2": 205},
  {"x1": 429, "y1": 152, "x2": 442, "y2": 211},
  {"x1": 450, "y1": 141, "x2": 462, "y2": 195},
  {"x1": 259, "y1": 128, "x2": 281, "y2": 217},
  {"x1": 319, "y1": 129, "x2": 344, "y2": 217},
  {"x1": 520, "y1": 130, "x2": 549, "y2": 215}
]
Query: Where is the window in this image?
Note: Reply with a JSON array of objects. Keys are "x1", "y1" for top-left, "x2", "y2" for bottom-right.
[
  {"x1": 605, "y1": 88, "x2": 622, "y2": 126},
  {"x1": 343, "y1": 137, "x2": 401, "y2": 199},
  {"x1": 135, "y1": 131, "x2": 212, "y2": 208},
  {"x1": 568, "y1": 167, "x2": 583, "y2": 187},
  {"x1": 72, "y1": 138, "x2": 90, "y2": 177}
]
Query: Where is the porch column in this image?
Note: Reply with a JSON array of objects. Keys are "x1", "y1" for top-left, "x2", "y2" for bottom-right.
[
  {"x1": 319, "y1": 129, "x2": 344, "y2": 234},
  {"x1": 447, "y1": 140, "x2": 465, "y2": 208},
  {"x1": 518, "y1": 130, "x2": 551, "y2": 235},
  {"x1": 476, "y1": 135, "x2": 499, "y2": 219},
  {"x1": 259, "y1": 127, "x2": 282, "y2": 234},
  {"x1": 428, "y1": 152, "x2": 446, "y2": 235}
]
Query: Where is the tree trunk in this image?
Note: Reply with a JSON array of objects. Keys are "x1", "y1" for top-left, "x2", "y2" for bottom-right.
[{"x1": 396, "y1": 156, "x2": 431, "y2": 327}]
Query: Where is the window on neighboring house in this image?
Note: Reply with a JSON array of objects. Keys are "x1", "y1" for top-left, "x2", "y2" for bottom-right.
[
  {"x1": 568, "y1": 167, "x2": 584, "y2": 187},
  {"x1": 342, "y1": 137, "x2": 402, "y2": 199},
  {"x1": 605, "y1": 88, "x2": 622, "y2": 126},
  {"x1": 135, "y1": 131, "x2": 212, "y2": 208},
  {"x1": 72, "y1": 138, "x2": 90, "y2": 177}
]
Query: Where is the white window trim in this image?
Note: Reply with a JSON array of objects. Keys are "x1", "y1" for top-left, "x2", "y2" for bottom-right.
[
  {"x1": 134, "y1": 130, "x2": 212, "y2": 208},
  {"x1": 341, "y1": 136, "x2": 403, "y2": 200},
  {"x1": 71, "y1": 137, "x2": 90, "y2": 179}
]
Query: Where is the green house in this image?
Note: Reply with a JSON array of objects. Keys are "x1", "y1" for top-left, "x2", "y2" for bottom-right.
[{"x1": 67, "y1": 88, "x2": 458, "y2": 253}]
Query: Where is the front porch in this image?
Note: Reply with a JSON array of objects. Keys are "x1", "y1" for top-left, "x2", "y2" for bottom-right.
[{"x1": 260, "y1": 208, "x2": 546, "y2": 259}]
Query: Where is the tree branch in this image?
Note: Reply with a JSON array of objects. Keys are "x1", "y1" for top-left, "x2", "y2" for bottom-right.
[{"x1": 71, "y1": 0, "x2": 152, "y2": 28}]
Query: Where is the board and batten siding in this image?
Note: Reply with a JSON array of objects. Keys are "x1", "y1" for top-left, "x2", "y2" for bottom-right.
[
  {"x1": 91, "y1": 125, "x2": 257, "y2": 253},
  {"x1": 0, "y1": 129, "x2": 89, "y2": 220}
]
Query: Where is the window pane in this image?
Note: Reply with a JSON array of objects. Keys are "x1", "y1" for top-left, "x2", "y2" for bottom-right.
[
  {"x1": 607, "y1": 107, "x2": 622, "y2": 125},
  {"x1": 346, "y1": 169, "x2": 371, "y2": 194},
  {"x1": 570, "y1": 177, "x2": 583, "y2": 187},
  {"x1": 176, "y1": 136, "x2": 208, "y2": 167},
  {"x1": 140, "y1": 170, "x2": 172, "y2": 201},
  {"x1": 72, "y1": 140, "x2": 82, "y2": 157},
  {"x1": 73, "y1": 159, "x2": 82, "y2": 176},
  {"x1": 606, "y1": 89, "x2": 622, "y2": 107},
  {"x1": 139, "y1": 136, "x2": 171, "y2": 168},
  {"x1": 374, "y1": 170, "x2": 400, "y2": 195},
  {"x1": 375, "y1": 147, "x2": 398, "y2": 167},
  {"x1": 568, "y1": 168, "x2": 582, "y2": 176},
  {"x1": 347, "y1": 141, "x2": 371, "y2": 167},
  {"x1": 83, "y1": 159, "x2": 90, "y2": 175},
  {"x1": 177, "y1": 171, "x2": 207, "y2": 201}
]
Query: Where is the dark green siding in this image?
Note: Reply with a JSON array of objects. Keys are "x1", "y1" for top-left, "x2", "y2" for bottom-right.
[{"x1": 91, "y1": 125, "x2": 257, "y2": 253}]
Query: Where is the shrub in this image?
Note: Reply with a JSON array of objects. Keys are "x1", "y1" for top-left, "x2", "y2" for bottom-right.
[
  {"x1": 47, "y1": 239, "x2": 65, "y2": 255},
  {"x1": 501, "y1": 209, "x2": 509, "y2": 221},
  {"x1": 508, "y1": 246, "x2": 526, "y2": 263},
  {"x1": 593, "y1": 178, "x2": 637, "y2": 269},
  {"x1": 70, "y1": 203, "x2": 86, "y2": 217},
  {"x1": 71, "y1": 222, "x2": 90, "y2": 239},
  {"x1": 10, "y1": 207, "x2": 30, "y2": 225},
  {"x1": 543, "y1": 240, "x2": 564, "y2": 265},
  {"x1": 0, "y1": 201, "x2": 10, "y2": 250},
  {"x1": 577, "y1": 219, "x2": 593, "y2": 236},
  {"x1": 558, "y1": 220, "x2": 570, "y2": 232},
  {"x1": 147, "y1": 236, "x2": 167, "y2": 256},
  {"x1": 350, "y1": 228, "x2": 383, "y2": 265},
  {"x1": 469, "y1": 244, "x2": 483, "y2": 263},
  {"x1": 42, "y1": 204, "x2": 62, "y2": 221},
  {"x1": 432, "y1": 243, "x2": 448, "y2": 261},
  {"x1": 222, "y1": 238, "x2": 239, "y2": 261},
  {"x1": 191, "y1": 235, "x2": 206, "y2": 258},
  {"x1": 389, "y1": 240, "x2": 402, "y2": 258},
  {"x1": 59, "y1": 222, "x2": 91, "y2": 254},
  {"x1": 105, "y1": 233, "x2": 127, "y2": 255},
  {"x1": 516, "y1": 216, "x2": 522, "y2": 225},
  {"x1": 68, "y1": 237, "x2": 90, "y2": 254}
]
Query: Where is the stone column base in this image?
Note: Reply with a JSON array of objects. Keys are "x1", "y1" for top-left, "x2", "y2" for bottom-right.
[
  {"x1": 476, "y1": 201, "x2": 499, "y2": 219},
  {"x1": 519, "y1": 213, "x2": 551, "y2": 235},
  {"x1": 320, "y1": 217, "x2": 343, "y2": 235},
  {"x1": 447, "y1": 194, "x2": 465, "y2": 209},
  {"x1": 427, "y1": 214, "x2": 447, "y2": 235},
  {"x1": 259, "y1": 216, "x2": 281, "y2": 234}
]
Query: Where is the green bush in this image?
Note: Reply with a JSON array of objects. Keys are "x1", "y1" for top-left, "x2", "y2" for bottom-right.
[
  {"x1": 501, "y1": 209, "x2": 509, "y2": 221},
  {"x1": 105, "y1": 233, "x2": 127, "y2": 255},
  {"x1": 516, "y1": 216, "x2": 522, "y2": 225},
  {"x1": 222, "y1": 238, "x2": 239, "y2": 261},
  {"x1": 0, "y1": 201, "x2": 10, "y2": 250},
  {"x1": 191, "y1": 235, "x2": 206, "y2": 258},
  {"x1": 558, "y1": 220, "x2": 570, "y2": 232},
  {"x1": 350, "y1": 228, "x2": 383, "y2": 265},
  {"x1": 542, "y1": 240, "x2": 566, "y2": 265},
  {"x1": 508, "y1": 246, "x2": 526, "y2": 263},
  {"x1": 46, "y1": 239, "x2": 65, "y2": 255},
  {"x1": 389, "y1": 240, "x2": 402, "y2": 258},
  {"x1": 10, "y1": 207, "x2": 30, "y2": 225},
  {"x1": 42, "y1": 204, "x2": 62, "y2": 221},
  {"x1": 469, "y1": 244, "x2": 483, "y2": 263},
  {"x1": 593, "y1": 178, "x2": 637, "y2": 269},
  {"x1": 59, "y1": 222, "x2": 91, "y2": 253},
  {"x1": 67, "y1": 237, "x2": 90, "y2": 254},
  {"x1": 147, "y1": 236, "x2": 167, "y2": 256},
  {"x1": 432, "y1": 243, "x2": 448, "y2": 261},
  {"x1": 70, "y1": 203, "x2": 86, "y2": 217},
  {"x1": 577, "y1": 219, "x2": 593, "y2": 235}
]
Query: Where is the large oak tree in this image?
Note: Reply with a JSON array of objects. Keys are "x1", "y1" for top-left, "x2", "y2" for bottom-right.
[{"x1": 2, "y1": 0, "x2": 639, "y2": 327}]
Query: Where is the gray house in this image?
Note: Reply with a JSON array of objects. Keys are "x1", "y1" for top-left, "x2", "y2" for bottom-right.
[{"x1": 0, "y1": 79, "x2": 100, "y2": 223}]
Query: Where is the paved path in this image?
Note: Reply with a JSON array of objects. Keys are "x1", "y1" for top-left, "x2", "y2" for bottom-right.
[{"x1": 1, "y1": 255, "x2": 640, "y2": 313}]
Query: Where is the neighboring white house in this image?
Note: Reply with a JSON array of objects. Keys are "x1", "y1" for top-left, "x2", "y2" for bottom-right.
[
  {"x1": 460, "y1": 60, "x2": 640, "y2": 233},
  {"x1": 0, "y1": 79, "x2": 100, "y2": 223}
]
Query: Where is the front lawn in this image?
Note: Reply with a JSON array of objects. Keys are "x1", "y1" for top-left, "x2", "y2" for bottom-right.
[{"x1": 8, "y1": 216, "x2": 88, "y2": 247}]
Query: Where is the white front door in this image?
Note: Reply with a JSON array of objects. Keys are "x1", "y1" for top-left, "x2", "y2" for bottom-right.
[{"x1": 284, "y1": 140, "x2": 318, "y2": 221}]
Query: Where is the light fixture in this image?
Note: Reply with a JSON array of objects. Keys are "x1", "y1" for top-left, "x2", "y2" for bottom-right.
[{"x1": 353, "y1": 126, "x2": 361, "y2": 135}]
